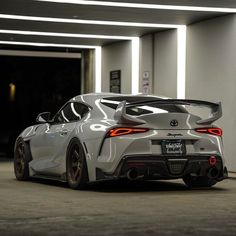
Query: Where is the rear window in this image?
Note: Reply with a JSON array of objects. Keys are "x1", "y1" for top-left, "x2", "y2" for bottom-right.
[{"x1": 101, "y1": 97, "x2": 187, "y2": 116}]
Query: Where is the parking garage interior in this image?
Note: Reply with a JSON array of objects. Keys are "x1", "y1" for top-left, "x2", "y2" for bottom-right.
[{"x1": 0, "y1": 0, "x2": 236, "y2": 235}]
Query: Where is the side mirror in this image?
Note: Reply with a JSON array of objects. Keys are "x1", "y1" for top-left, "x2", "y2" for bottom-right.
[{"x1": 36, "y1": 112, "x2": 51, "y2": 123}]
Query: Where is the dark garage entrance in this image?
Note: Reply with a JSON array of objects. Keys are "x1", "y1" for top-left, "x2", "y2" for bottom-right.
[{"x1": 0, "y1": 55, "x2": 81, "y2": 157}]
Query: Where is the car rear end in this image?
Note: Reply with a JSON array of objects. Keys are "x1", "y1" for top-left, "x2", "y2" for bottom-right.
[{"x1": 96, "y1": 96, "x2": 228, "y2": 186}]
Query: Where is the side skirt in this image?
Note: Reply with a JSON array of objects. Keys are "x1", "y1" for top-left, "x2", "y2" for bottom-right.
[{"x1": 31, "y1": 173, "x2": 67, "y2": 182}]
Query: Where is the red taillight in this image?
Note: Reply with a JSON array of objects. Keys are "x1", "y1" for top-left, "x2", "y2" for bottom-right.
[
  {"x1": 195, "y1": 127, "x2": 223, "y2": 137},
  {"x1": 209, "y1": 156, "x2": 217, "y2": 166},
  {"x1": 106, "y1": 127, "x2": 149, "y2": 137}
]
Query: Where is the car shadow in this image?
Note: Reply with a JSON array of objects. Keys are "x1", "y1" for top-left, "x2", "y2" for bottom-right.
[
  {"x1": 26, "y1": 177, "x2": 228, "y2": 193},
  {"x1": 86, "y1": 179, "x2": 228, "y2": 193},
  {"x1": 4, "y1": 159, "x2": 229, "y2": 193},
  {"x1": 88, "y1": 179, "x2": 188, "y2": 192}
]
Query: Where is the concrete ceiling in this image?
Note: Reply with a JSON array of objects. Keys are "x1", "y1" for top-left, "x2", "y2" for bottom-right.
[{"x1": 0, "y1": 0, "x2": 235, "y2": 51}]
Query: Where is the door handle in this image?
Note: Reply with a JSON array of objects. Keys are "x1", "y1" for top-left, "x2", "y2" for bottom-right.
[{"x1": 60, "y1": 129, "x2": 68, "y2": 136}]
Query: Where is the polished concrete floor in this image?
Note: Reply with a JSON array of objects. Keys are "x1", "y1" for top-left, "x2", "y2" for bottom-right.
[{"x1": 0, "y1": 160, "x2": 236, "y2": 236}]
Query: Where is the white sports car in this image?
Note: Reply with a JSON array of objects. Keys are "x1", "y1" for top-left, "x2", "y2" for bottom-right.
[{"x1": 14, "y1": 93, "x2": 228, "y2": 189}]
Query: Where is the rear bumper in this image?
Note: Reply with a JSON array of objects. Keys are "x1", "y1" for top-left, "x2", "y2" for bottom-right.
[{"x1": 96, "y1": 154, "x2": 228, "y2": 181}]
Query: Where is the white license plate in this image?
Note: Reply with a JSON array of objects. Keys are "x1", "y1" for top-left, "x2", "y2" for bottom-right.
[{"x1": 162, "y1": 140, "x2": 186, "y2": 155}]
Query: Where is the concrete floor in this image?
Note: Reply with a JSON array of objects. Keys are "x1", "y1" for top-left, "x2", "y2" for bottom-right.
[{"x1": 0, "y1": 161, "x2": 236, "y2": 236}]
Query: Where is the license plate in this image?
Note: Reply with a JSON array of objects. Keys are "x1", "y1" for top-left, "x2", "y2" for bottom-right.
[{"x1": 161, "y1": 140, "x2": 186, "y2": 155}]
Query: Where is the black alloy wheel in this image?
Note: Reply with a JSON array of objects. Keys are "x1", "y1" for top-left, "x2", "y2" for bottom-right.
[
  {"x1": 14, "y1": 138, "x2": 30, "y2": 180},
  {"x1": 66, "y1": 139, "x2": 88, "y2": 190}
]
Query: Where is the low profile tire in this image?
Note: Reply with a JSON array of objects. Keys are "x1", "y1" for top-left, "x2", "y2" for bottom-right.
[
  {"x1": 183, "y1": 175, "x2": 217, "y2": 188},
  {"x1": 66, "y1": 139, "x2": 88, "y2": 190},
  {"x1": 14, "y1": 138, "x2": 30, "y2": 181}
]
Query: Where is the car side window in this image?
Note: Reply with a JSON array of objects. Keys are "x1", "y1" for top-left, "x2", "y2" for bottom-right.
[{"x1": 54, "y1": 102, "x2": 90, "y2": 123}]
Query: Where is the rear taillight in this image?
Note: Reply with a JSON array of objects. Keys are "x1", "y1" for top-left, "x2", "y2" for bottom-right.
[
  {"x1": 106, "y1": 127, "x2": 149, "y2": 138},
  {"x1": 209, "y1": 156, "x2": 217, "y2": 166},
  {"x1": 195, "y1": 127, "x2": 223, "y2": 137}
]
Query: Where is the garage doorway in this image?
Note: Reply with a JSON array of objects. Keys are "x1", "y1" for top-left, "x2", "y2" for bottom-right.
[{"x1": 0, "y1": 53, "x2": 81, "y2": 157}]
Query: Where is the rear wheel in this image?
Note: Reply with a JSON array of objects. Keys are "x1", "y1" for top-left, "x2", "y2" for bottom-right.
[
  {"x1": 183, "y1": 175, "x2": 217, "y2": 188},
  {"x1": 14, "y1": 138, "x2": 30, "y2": 181},
  {"x1": 66, "y1": 139, "x2": 88, "y2": 190}
]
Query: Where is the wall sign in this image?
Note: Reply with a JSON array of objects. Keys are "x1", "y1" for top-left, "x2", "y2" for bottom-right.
[
  {"x1": 142, "y1": 71, "x2": 150, "y2": 94},
  {"x1": 110, "y1": 70, "x2": 121, "y2": 93}
]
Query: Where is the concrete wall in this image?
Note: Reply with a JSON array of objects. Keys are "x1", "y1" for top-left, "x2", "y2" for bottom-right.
[
  {"x1": 139, "y1": 34, "x2": 153, "y2": 94},
  {"x1": 102, "y1": 30, "x2": 178, "y2": 96},
  {"x1": 82, "y1": 49, "x2": 95, "y2": 93},
  {"x1": 186, "y1": 14, "x2": 236, "y2": 171},
  {"x1": 139, "y1": 30, "x2": 178, "y2": 97},
  {"x1": 101, "y1": 41, "x2": 132, "y2": 94},
  {"x1": 154, "y1": 30, "x2": 178, "y2": 98}
]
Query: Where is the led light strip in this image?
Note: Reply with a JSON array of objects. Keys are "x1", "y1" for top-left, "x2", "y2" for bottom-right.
[
  {"x1": 95, "y1": 47, "x2": 102, "y2": 93},
  {"x1": 0, "y1": 49, "x2": 82, "y2": 58},
  {"x1": 0, "y1": 40, "x2": 98, "y2": 48},
  {"x1": 0, "y1": 14, "x2": 180, "y2": 28},
  {"x1": 177, "y1": 26, "x2": 186, "y2": 99},
  {"x1": 36, "y1": 0, "x2": 236, "y2": 13},
  {"x1": 0, "y1": 29, "x2": 133, "y2": 40},
  {"x1": 132, "y1": 37, "x2": 139, "y2": 94}
]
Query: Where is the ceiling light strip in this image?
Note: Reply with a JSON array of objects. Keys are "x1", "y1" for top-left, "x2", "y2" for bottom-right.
[
  {"x1": 36, "y1": 0, "x2": 236, "y2": 13},
  {"x1": 0, "y1": 40, "x2": 98, "y2": 48},
  {"x1": 0, "y1": 29, "x2": 133, "y2": 40},
  {"x1": 0, "y1": 49, "x2": 82, "y2": 58},
  {"x1": 95, "y1": 47, "x2": 102, "y2": 93},
  {"x1": 177, "y1": 26, "x2": 186, "y2": 99},
  {"x1": 131, "y1": 37, "x2": 139, "y2": 94},
  {"x1": 0, "y1": 14, "x2": 180, "y2": 28}
]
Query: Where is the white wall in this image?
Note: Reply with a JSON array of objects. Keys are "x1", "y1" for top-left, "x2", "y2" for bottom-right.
[
  {"x1": 139, "y1": 34, "x2": 153, "y2": 94},
  {"x1": 186, "y1": 14, "x2": 236, "y2": 171},
  {"x1": 101, "y1": 41, "x2": 132, "y2": 93},
  {"x1": 154, "y1": 29, "x2": 177, "y2": 98},
  {"x1": 139, "y1": 30, "x2": 178, "y2": 97},
  {"x1": 102, "y1": 30, "x2": 178, "y2": 96}
]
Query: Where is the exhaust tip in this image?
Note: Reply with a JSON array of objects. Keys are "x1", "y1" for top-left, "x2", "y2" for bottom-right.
[
  {"x1": 127, "y1": 168, "x2": 139, "y2": 181},
  {"x1": 208, "y1": 168, "x2": 219, "y2": 179}
]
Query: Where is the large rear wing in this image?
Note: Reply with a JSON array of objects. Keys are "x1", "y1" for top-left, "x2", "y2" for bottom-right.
[{"x1": 114, "y1": 99, "x2": 222, "y2": 125}]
